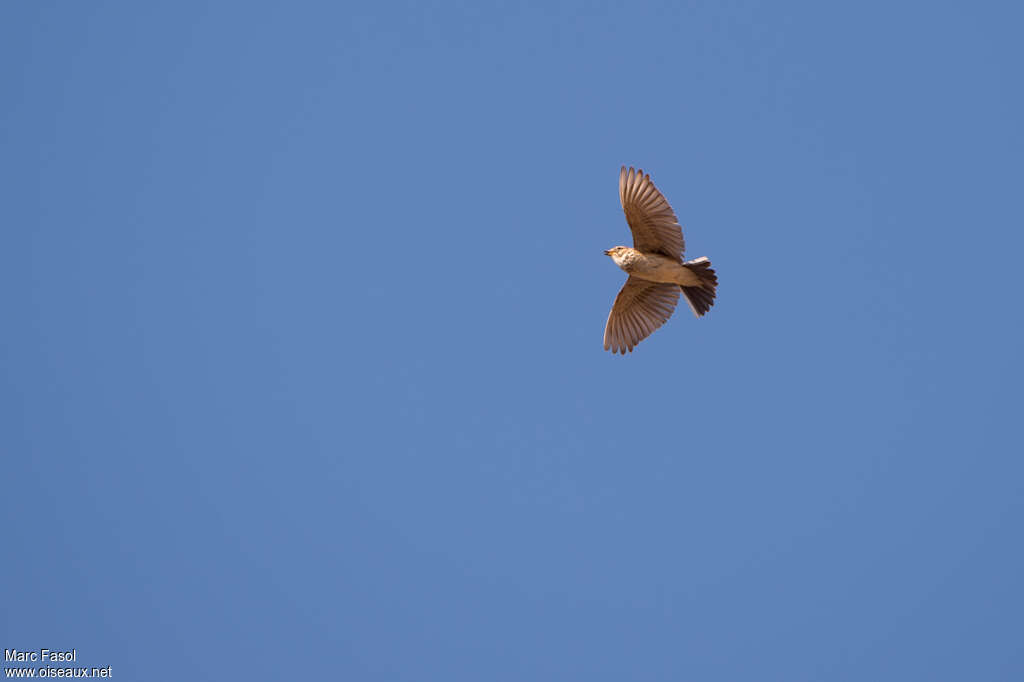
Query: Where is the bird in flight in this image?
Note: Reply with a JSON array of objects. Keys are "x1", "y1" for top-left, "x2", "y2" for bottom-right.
[{"x1": 603, "y1": 166, "x2": 717, "y2": 354}]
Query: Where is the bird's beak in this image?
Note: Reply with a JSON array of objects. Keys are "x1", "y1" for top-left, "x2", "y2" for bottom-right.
[{"x1": 603, "y1": 249, "x2": 611, "y2": 256}]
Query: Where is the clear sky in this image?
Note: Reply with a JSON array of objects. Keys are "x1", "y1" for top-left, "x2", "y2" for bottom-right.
[{"x1": 2, "y1": 2, "x2": 1022, "y2": 680}]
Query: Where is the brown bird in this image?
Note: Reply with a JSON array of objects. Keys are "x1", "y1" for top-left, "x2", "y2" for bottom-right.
[{"x1": 603, "y1": 166, "x2": 717, "y2": 354}]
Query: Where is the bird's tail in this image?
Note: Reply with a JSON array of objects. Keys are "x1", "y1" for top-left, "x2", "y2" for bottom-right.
[{"x1": 681, "y1": 257, "x2": 717, "y2": 317}]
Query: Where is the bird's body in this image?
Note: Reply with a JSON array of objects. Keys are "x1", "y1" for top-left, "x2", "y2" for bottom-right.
[
  {"x1": 606, "y1": 247, "x2": 703, "y2": 287},
  {"x1": 603, "y1": 166, "x2": 717, "y2": 354}
]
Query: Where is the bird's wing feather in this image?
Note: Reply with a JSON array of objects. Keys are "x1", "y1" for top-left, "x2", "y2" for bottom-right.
[
  {"x1": 603, "y1": 277, "x2": 681, "y2": 354},
  {"x1": 619, "y1": 166, "x2": 685, "y2": 261}
]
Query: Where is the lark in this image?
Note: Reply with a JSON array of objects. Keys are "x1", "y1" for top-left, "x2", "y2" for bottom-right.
[{"x1": 603, "y1": 166, "x2": 717, "y2": 354}]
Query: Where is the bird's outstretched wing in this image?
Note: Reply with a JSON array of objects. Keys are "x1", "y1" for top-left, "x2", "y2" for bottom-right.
[
  {"x1": 603, "y1": 276, "x2": 681, "y2": 354},
  {"x1": 619, "y1": 166, "x2": 685, "y2": 262}
]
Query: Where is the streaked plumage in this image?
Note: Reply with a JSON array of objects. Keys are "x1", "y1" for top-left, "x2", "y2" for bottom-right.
[{"x1": 603, "y1": 166, "x2": 718, "y2": 354}]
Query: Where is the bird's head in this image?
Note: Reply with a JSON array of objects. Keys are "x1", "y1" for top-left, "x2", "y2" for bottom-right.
[{"x1": 604, "y1": 246, "x2": 631, "y2": 265}]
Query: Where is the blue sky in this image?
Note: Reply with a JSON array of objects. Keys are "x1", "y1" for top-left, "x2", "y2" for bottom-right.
[{"x1": 2, "y1": 1, "x2": 1022, "y2": 680}]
